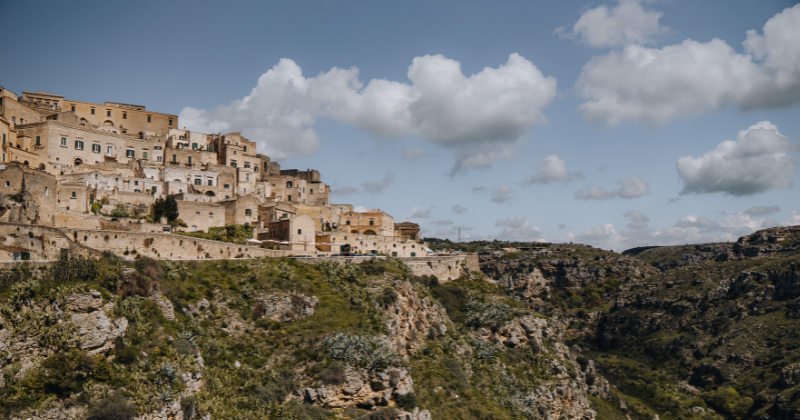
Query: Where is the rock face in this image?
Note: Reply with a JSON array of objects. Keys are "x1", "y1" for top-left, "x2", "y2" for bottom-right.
[
  {"x1": 254, "y1": 293, "x2": 319, "y2": 322},
  {"x1": 384, "y1": 281, "x2": 448, "y2": 357},
  {"x1": 298, "y1": 366, "x2": 415, "y2": 409},
  {"x1": 471, "y1": 315, "x2": 609, "y2": 419},
  {"x1": 0, "y1": 290, "x2": 127, "y2": 382},
  {"x1": 67, "y1": 290, "x2": 128, "y2": 355}
]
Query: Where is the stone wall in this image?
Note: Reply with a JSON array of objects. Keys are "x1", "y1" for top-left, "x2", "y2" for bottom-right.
[
  {"x1": 0, "y1": 222, "x2": 104, "y2": 261},
  {"x1": 400, "y1": 255, "x2": 475, "y2": 282},
  {"x1": 65, "y1": 229, "x2": 298, "y2": 260},
  {"x1": 55, "y1": 209, "x2": 101, "y2": 229}
]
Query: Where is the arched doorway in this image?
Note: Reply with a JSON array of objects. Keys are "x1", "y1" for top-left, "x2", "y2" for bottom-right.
[
  {"x1": 38, "y1": 163, "x2": 45, "y2": 170},
  {"x1": 74, "y1": 158, "x2": 83, "y2": 166},
  {"x1": 363, "y1": 230, "x2": 377, "y2": 236}
]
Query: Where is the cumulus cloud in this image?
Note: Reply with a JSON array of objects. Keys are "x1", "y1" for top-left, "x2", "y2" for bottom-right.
[
  {"x1": 677, "y1": 121, "x2": 797, "y2": 196},
  {"x1": 576, "y1": 4, "x2": 800, "y2": 125},
  {"x1": 452, "y1": 204, "x2": 468, "y2": 214},
  {"x1": 745, "y1": 205, "x2": 781, "y2": 217},
  {"x1": 785, "y1": 211, "x2": 800, "y2": 226},
  {"x1": 566, "y1": 210, "x2": 781, "y2": 250},
  {"x1": 555, "y1": 0, "x2": 667, "y2": 47},
  {"x1": 361, "y1": 171, "x2": 396, "y2": 194},
  {"x1": 522, "y1": 155, "x2": 584, "y2": 185},
  {"x1": 495, "y1": 215, "x2": 546, "y2": 241},
  {"x1": 575, "y1": 176, "x2": 649, "y2": 200},
  {"x1": 407, "y1": 207, "x2": 431, "y2": 219},
  {"x1": 181, "y1": 53, "x2": 557, "y2": 172},
  {"x1": 491, "y1": 184, "x2": 515, "y2": 204},
  {"x1": 400, "y1": 147, "x2": 426, "y2": 159}
]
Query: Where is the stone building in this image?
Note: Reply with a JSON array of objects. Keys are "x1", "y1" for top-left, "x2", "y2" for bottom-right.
[{"x1": 0, "y1": 84, "x2": 426, "y2": 260}]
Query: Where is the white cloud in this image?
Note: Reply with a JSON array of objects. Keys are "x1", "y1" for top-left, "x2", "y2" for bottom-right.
[
  {"x1": 677, "y1": 121, "x2": 797, "y2": 196},
  {"x1": 744, "y1": 205, "x2": 781, "y2": 217},
  {"x1": 575, "y1": 176, "x2": 649, "y2": 200},
  {"x1": 785, "y1": 211, "x2": 800, "y2": 226},
  {"x1": 406, "y1": 207, "x2": 431, "y2": 219},
  {"x1": 400, "y1": 147, "x2": 426, "y2": 159},
  {"x1": 491, "y1": 184, "x2": 515, "y2": 204},
  {"x1": 576, "y1": 4, "x2": 800, "y2": 125},
  {"x1": 556, "y1": 0, "x2": 667, "y2": 47},
  {"x1": 522, "y1": 155, "x2": 584, "y2": 185},
  {"x1": 452, "y1": 204, "x2": 468, "y2": 214},
  {"x1": 432, "y1": 220, "x2": 453, "y2": 226},
  {"x1": 567, "y1": 210, "x2": 782, "y2": 251},
  {"x1": 495, "y1": 215, "x2": 546, "y2": 241},
  {"x1": 181, "y1": 54, "x2": 557, "y2": 171},
  {"x1": 361, "y1": 171, "x2": 396, "y2": 194}
]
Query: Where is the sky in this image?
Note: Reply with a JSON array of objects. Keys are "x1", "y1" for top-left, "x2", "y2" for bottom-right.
[{"x1": 2, "y1": 0, "x2": 799, "y2": 251}]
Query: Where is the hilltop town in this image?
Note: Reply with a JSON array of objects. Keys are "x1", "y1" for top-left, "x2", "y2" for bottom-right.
[{"x1": 0, "y1": 86, "x2": 426, "y2": 261}]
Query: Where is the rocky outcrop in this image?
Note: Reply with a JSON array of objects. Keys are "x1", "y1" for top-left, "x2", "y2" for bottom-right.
[
  {"x1": 68, "y1": 290, "x2": 128, "y2": 355},
  {"x1": 384, "y1": 281, "x2": 448, "y2": 357},
  {"x1": 298, "y1": 366, "x2": 416, "y2": 409},
  {"x1": 253, "y1": 293, "x2": 318, "y2": 322}
]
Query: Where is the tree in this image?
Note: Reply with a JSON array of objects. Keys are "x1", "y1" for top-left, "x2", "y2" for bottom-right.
[{"x1": 154, "y1": 196, "x2": 179, "y2": 222}]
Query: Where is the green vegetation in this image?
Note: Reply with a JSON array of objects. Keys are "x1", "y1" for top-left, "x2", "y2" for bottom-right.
[{"x1": 173, "y1": 224, "x2": 255, "y2": 244}]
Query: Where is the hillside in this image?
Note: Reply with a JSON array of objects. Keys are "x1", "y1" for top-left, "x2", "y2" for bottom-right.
[{"x1": 2, "y1": 226, "x2": 799, "y2": 420}]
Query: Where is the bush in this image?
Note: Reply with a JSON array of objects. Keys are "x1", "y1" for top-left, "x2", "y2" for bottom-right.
[
  {"x1": 319, "y1": 363, "x2": 347, "y2": 385},
  {"x1": 322, "y1": 333, "x2": 402, "y2": 371},
  {"x1": 368, "y1": 408, "x2": 399, "y2": 420},
  {"x1": 443, "y1": 357, "x2": 469, "y2": 390},
  {"x1": 396, "y1": 392, "x2": 418, "y2": 410},
  {"x1": 376, "y1": 287, "x2": 398, "y2": 307},
  {"x1": 86, "y1": 393, "x2": 136, "y2": 420},
  {"x1": 291, "y1": 402, "x2": 334, "y2": 420},
  {"x1": 181, "y1": 395, "x2": 197, "y2": 420},
  {"x1": 464, "y1": 297, "x2": 512, "y2": 330},
  {"x1": 702, "y1": 387, "x2": 753, "y2": 419},
  {"x1": 28, "y1": 350, "x2": 96, "y2": 397}
]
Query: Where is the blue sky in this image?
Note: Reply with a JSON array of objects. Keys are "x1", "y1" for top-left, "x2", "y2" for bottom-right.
[{"x1": 3, "y1": 0, "x2": 799, "y2": 250}]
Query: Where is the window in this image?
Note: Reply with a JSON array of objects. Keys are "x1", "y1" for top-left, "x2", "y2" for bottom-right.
[
  {"x1": 90, "y1": 108, "x2": 95, "y2": 115},
  {"x1": 287, "y1": 181, "x2": 293, "y2": 188},
  {"x1": 123, "y1": 112, "x2": 127, "y2": 119},
  {"x1": 126, "y1": 150, "x2": 135, "y2": 158},
  {"x1": 288, "y1": 195, "x2": 292, "y2": 201},
  {"x1": 369, "y1": 220, "x2": 374, "y2": 226},
  {"x1": 107, "y1": 146, "x2": 113, "y2": 155},
  {"x1": 106, "y1": 110, "x2": 111, "y2": 117},
  {"x1": 134, "y1": 181, "x2": 139, "y2": 186},
  {"x1": 169, "y1": 118, "x2": 173, "y2": 126},
  {"x1": 196, "y1": 212, "x2": 200, "y2": 216},
  {"x1": 92, "y1": 144, "x2": 101, "y2": 153},
  {"x1": 19, "y1": 118, "x2": 23, "y2": 124},
  {"x1": 310, "y1": 189, "x2": 313, "y2": 194},
  {"x1": 346, "y1": 221, "x2": 351, "y2": 225},
  {"x1": 243, "y1": 146, "x2": 247, "y2": 152},
  {"x1": 61, "y1": 137, "x2": 67, "y2": 146},
  {"x1": 191, "y1": 226, "x2": 197, "y2": 232},
  {"x1": 207, "y1": 179, "x2": 213, "y2": 186},
  {"x1": 245, "y1": 209, "x2": 252, "y2": 216},
  {"x1": 172, "y1": 154, "x2": 177, "y2": 162},
  {"x1": 244, "y1": 163, "x2": 250, "y2": 168},
  {"x1": 297, "y1": 229, "x2": 302, "y2": 234},
  {"x1": 194, "y1": 178, "x2": 201, "y2": 185},
  {"x1": 245, "y1": 174, "x2": 249, "y2": 181},
  {"x1": 231, "y1": 162, "x2": 237, "y2": 167},
  {"x1": 36, "y1": 136, "x2": 40, "y2": 146},
  {"x1": 142, "y1": 151, "x2": 148, "y2": 160},
  {"x1": 192, "y1": 143, "x2": 198, "y2": 150},
  {"x1": 411, "y1": 252, "x2": 416, "y2": 257},
  {"x1": 254, "y1": 167, "x2": 259, "y2": 173},
  {"x1": 392, "y1": 252, "x2": 397, "y2": 257},
  {"x1": 2, "y1": 134, "x2": 5, "y2": 145},
  {"x1": 71, "y1": 105, "x2": 75, "y2": 112},
  {"x1": 74, "y1": 140, "x2": 84, "y2": 150},
  {"x1": 224, "y1": 184, "x2": 230, "y2": 189},
  {"x1": 147, "y1": 116, "x2": 151, "y2": 122},
  {"x1": 5, "y1": 181, "x2": 9, "y2": 187},
  {"x1": 71, "y1": 192, "x2": 76, "y2": 198},
  {"x1": 209, "y1": 212, "x2": 214, "y2": 217},
  {"x1": 157, "y1": 156, "x2": 163, "y2": 162},
  {"x1": 187, "y1": 156, "x2": 192, "y2": 164}
]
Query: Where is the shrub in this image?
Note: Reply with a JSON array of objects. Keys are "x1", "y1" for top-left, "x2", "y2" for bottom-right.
[
  {"x1": 291, "y1": 402, "x2": 334, "y2": 420},
  {"x1": 368, "y1": 408, "x2": 399, "y2": 420},
  {"x1": 181, "y1": 395, "x2": 197, "y2": 420},
  {"x1": 322, "y1": 333, "x2": 402, "y2": 370},
  {"x1": 319, "y1": 363, "x2": 346, "y2": 385},
  {"x1": 376, "y1": 287, "x2": 398, "y2": 307},
  {"x1": 86, "y1": 393, "x2": 136, "y2": 420},
  {"x1": 443, "y1": 357, "x2": 470, "y2": 390},
  {"x1": 30, "y1": 350, "x2": 96, "y2": 396},
  {"x1": 464, "y1": 297, "x2": 512, "y2": 330},
  {"x1": 395, "y1": 392, "x2": 418, "y2": 410},
  {"x1": 702, "y1": 387, "x2": 753, "y2": 419},
  {"x1": 248, "y1": 368, "x2": 296, "y2": 404}
]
